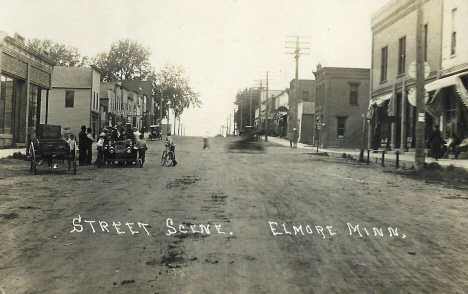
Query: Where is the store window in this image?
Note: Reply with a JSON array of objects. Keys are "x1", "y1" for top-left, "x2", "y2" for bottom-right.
[
  {"x1": 445, "y1": 91, "x2": 457, "y2": 138},
  {"x1": 0, "y1": 75, "x2": 14, "y2": 135}
]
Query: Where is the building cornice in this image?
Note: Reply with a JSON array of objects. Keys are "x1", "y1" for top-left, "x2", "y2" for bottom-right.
[
  {"x1": 2, "y1": 46, "x2": 53, "y2": 73},
  {"x1": 3, "y1": 36, "x2": 56, "y2": 65}
]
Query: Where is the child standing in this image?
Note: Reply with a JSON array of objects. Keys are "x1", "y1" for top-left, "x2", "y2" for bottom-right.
[{"x1": 136, "y1": 133, "x2": 148, "y2": 166}]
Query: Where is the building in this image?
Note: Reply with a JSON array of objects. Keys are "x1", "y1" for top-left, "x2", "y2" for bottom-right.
[
  {"x1": 287, "y1": 79, "x2": 316, "y2": 143},
  {"x1": 271, "y1": 89, "x2": 289, "y2": 137},
  {"x1": 42, "y1": 66, "x2": 101, "y2": 138},
  {"x1": 0, "y1": 32, "x2": 54, "y2": 148},
  {"x1": 100, "y1": 82, "x2": 119, "y2": 129},
  {"x1": 314, "y1": 66, "x2": 370, "y2": 148},
  {"x1": 255, "y1": 89, "x2": 283, "y2": 135},
  {"x1": 424, "y1": 0, "x2": 468, "y2": 146},
  {"x1": 120, "y1": 80, "x2": 154, "y2": 131},
  {"x1": 368, "y1": 0, "x2": 443, "y2": 150}
]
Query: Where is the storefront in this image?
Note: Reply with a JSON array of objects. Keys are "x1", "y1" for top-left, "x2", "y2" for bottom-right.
[
  {"x1": 0, "y1": 33, "x2": 54, "y2": 148},
  {"x1": 425, "y1": 72, "x2": 468, "y2": 140}
]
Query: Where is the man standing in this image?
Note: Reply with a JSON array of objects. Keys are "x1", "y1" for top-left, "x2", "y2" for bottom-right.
[
  {"x1": 78, "y1": 125, "x2": 87, "y2": 166},
  {"x1": 86, "y1": 128, "x2": 94, "y2": 165}
]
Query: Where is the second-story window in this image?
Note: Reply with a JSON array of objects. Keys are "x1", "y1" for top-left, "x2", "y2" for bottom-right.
[
  {"x1": 381, "y1": 46, "x2": 388, "y2": 82},
  {"x1": 398, "y1": 37, "x2": 406, "y2": 75},
  {"x1": 65, "y1": 91, "x2": 74, "y2": 108},
  {"x1": 349, "y1": 83, "x2": 359, "y2": 105},
  {"x1": 302, "y1": 91, "x2": 309, "y2": 101},
  {"x1": 451, "y1": 8, "x2": 457, "y2": 55}
]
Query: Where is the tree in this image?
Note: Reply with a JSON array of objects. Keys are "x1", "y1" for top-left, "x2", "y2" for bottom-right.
[
  {"x1": 151, "y1": 65, "x2": 201, "y2": 121},
  {"x1": 93, "y1": 39, "x2": 152, "y2": 81},
  {"x1": 27, "y1": 38, "x2": 88, "y2": 67},
  {"x1": 234, "y1": 87, "x2": 259, "y2": 132}
]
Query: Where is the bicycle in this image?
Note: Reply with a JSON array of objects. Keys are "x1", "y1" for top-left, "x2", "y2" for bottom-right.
[{"x1": 161, "y1": 141, "x2": 174, "y2": 167}]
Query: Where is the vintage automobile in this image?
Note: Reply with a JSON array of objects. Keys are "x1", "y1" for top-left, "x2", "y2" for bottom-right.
[
  {"x1": 226, "y1": 126, "x2": 264, "y2": 153},
  {"x1": 104, "y1": 139, "x2": 141, "y2": 167},
  {"x1": 149, "y1": 125, "x2": 162, "y2": 141}
]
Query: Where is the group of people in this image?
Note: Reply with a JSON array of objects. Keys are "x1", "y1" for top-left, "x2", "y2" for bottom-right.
[
  {"x1": 75, "y1": 123, "x2": 149, "y2": 167},
  {"x1": 428, "y1": 125, "x2": 468, "y2": 160}
]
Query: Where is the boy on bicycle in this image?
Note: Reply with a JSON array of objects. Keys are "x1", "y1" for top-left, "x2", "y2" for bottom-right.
[{"x1": 165, "y1": 134, "x2": 177, "y2": 166}]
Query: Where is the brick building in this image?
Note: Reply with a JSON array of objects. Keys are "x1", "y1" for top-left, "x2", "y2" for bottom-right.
[
  {"x1": 314, "y1": 66, "x2": 370, "y2": 148},
  {"x1": 42, "y1": 66, "x2": 101, "y2": 139},
  {"x1": 288, "y1": 79, "x2": 316, "y2": 143},
  {"x1": 368, "y1": 0, "x2": 443, "y2": 150},
  {"x1": 0, "y1": 32, "x2": 54, "y2": 148},
  {"x1": 423, "y1": 0, "x2": 468, "y2": 146}
]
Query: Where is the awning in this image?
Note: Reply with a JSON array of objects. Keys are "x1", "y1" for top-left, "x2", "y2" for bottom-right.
[
  {"x1": 369, "y1": 93, "x2": 393, "y2": 108},
  {"x1": 425, "y1": 72, "x2": 468, "y2": 92},
  {"x1": 276, "y1": 106, "x2": 289, "y2": 112},
  {"x1": 367, "y1": 93, "x2": 393, "y2": 119},
  {"x1": 426, "y1": 89, "x2": 442, "y2": 118},
  {"x1": 424, "y1": 72, "x2": 468, "y2": 109}
]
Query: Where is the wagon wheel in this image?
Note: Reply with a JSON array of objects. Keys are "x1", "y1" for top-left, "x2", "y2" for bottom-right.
[
  {"x1": 165, "y1": 151, "x2": 173, "y2": 167},
  {"x1": 161, "y1": 150, "x2": 167, "y2": 166},
  {"x1": 30, "y1": 142, "x2": 37, "y2": 175},
  {"x1": 73, "y1": 142, "x2": 77, "y2": 174}
]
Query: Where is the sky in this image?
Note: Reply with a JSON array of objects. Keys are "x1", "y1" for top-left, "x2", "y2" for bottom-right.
[{"x1": 0, "y1": 0, "x2": 389, "y2": 136}]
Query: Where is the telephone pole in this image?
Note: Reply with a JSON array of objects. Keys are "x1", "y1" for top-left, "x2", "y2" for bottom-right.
[
  {"x1": 249, "y1": 88, "x2": 253, "y2": 126},
  {"x1": 286, "y1": 36, "x2": 310, "y2": 145},
  {"x1": 233, "y1": 108, "x2": 236, "y2": 136},
  {"x1": 255, "y1": 73, "x2": 275, "y2": 142},
  {"x1": 415, "y1": 0, "x2": 426, "y2": 169},
  {"x1": 264, "y1": 72, "x2": 269, "y2": 142}
]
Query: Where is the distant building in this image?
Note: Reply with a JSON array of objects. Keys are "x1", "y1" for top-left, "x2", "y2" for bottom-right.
[
  {"x1": 43, "y1": 66, "x2": 101, "y2": 138},
  {"x1": 288, "y1": 79, "x2": 316, "y2": 143},
  {"x1": 256, "y1": 89, "x2": 283, "y2": 135},
  {"x1": 271, "y1": 89, "x2": 289, "y2": 137},
  {"x1": 100, "y1": 82, "x2": 120, "y2": 129},
  {"x1": 120, "y1": 80, "x2": 153, "y2": 131},
  {"x1": 314, "y1": 66, "x2": 370, "y2": 148},
  {"x1": 368, "y1": 0, "x2": 443, "y2": 150},
  {"x1": 0, "y1": 32, "x2": 54, "y2": 148}
]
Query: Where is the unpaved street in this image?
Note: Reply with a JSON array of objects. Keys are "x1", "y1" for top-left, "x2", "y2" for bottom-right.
[{"x1": 1, "y1": 137, "x2": 468, "y2": 293}]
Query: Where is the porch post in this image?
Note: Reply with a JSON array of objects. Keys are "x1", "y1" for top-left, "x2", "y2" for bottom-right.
[
  {"x1": 401, "y1": 80, "x2": 407, "y2": 150},
  {"x1": 391, "y1": 84, "x2": 397, "y2": 149}
]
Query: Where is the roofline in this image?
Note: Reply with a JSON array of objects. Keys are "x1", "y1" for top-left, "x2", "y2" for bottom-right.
[{"x1": 2, "y1": 35, "x2": 56, "y2": 65}]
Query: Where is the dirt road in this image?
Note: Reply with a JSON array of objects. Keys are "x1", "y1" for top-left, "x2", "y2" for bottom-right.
[{"x1": 1, "y1": 137, "x2": 468, "y2": 293}]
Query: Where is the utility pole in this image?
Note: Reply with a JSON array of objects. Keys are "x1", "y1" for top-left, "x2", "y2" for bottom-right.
[
  {"x1": 258, "y1": 80, "x2": 263, "y2": 140},
  {"x1": 286, "y1": 35, "x2": 310, "y2": 146},
  {"x1": 240, "y1": 103, "x2": 243, "y2": 133},
  {"x1": 249, "y1": 88, "x2": 253, "y2": 126},
  {"x1": 233, "y1": 108, "x2": 236, "y2": 136},
  {"x1": 415, "y1": 0, "x2": 426, "y2": 169},
  {"x1": 264, "y1": 71, "x2": 269, "y2": 142},
  {"x1": 229, "y1": 114, "x2": 231, "y2": 137}
]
